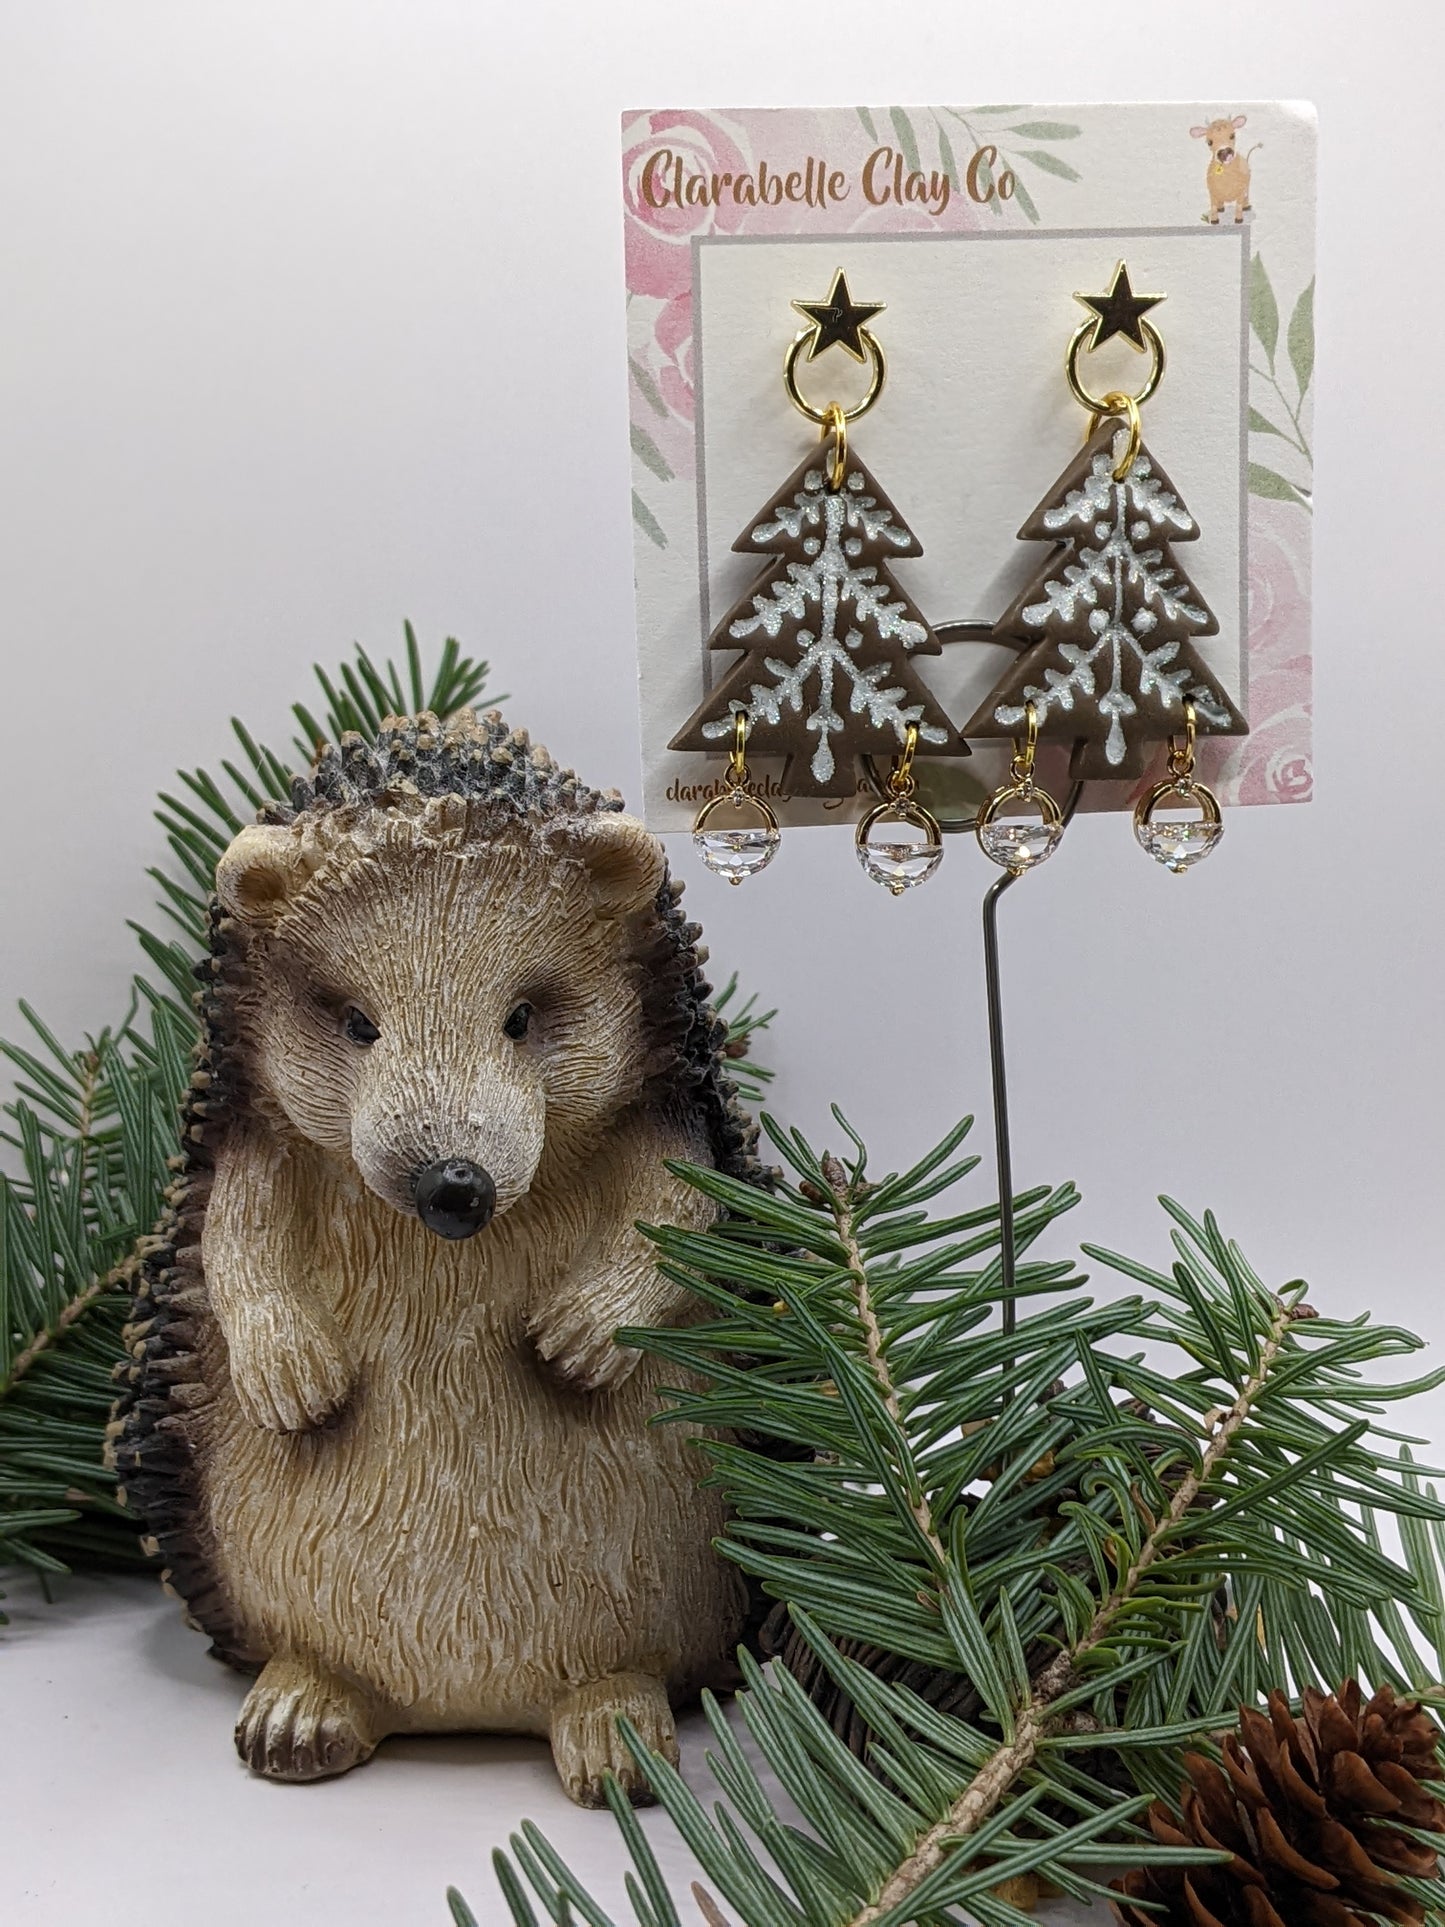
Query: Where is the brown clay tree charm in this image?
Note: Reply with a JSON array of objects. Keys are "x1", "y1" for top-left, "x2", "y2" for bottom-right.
[
  {"x1": 672, "y1": 269, "x2": 967, "y2": 800},
  {"x1": 966, "y1": 261, "x2": 1247, "y2": 785},
  {"x1": 964, "y1": 417, "x2": 1246, "y2": 780}
]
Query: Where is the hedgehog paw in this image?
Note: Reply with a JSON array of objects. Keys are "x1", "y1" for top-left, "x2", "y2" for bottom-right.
[
  {"x1": 531, "y1": 1304, "x2": 640, "y2": 1394},
  {"x1": 235, "y1": 1655, "x2": 381, "y2": 1781},
  {"x1": 530, "y1": 1258, "x2": 666, "y2": 1392},
  {"x1": 226, "y1": 1298, "x2": 355, "y2": 1433},
  {"x1": 549, "y1": 1671, "x2": 677, "y2": 1808}
]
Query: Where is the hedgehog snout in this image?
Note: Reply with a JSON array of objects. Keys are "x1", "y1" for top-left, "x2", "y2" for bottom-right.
[{"x1": 413, "y1": 1158, "x2": 497, "y2": 1239}]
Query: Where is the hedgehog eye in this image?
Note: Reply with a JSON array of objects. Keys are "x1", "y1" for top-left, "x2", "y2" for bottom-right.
[
  {"x1": 502, "y1": 1002, "x2": 533, "y2": 1042},
  {"x1": 344, "y1": 1006, "x2": 380, "y2": 1047}
]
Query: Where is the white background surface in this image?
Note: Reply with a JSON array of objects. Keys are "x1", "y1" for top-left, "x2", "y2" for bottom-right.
[{"x1": 1, "y1": 4, "x2": 1442, "y2": 1923}]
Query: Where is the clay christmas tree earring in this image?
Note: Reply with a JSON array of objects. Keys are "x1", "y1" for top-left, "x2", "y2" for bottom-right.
[
  {"x1": 974, "y1": 700, "x2": 1064, "y2": 875},
  {"x1": 690, "y1": 711, "x2": 780, "y2": 884},
  {"x1": 673, "y1": 268, "x2": 967, "y2": 887},
  {"x1": 963, "y1": 262, "x2": 1245, "y2": 864}
]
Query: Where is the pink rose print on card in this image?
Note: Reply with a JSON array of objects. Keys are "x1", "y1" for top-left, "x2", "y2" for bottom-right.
[
  {"x1": 1204, "y1": 499, "x2": 1312, "y2": 805},
  {"x1": 1244, "y1": 498, "x2": 1310, "y2": 663},
  {"x1": 648, "y1": 291, "x2": 694, "y2": 422},
  {"x1": 1212, "y1": 662, "x2": 1312, "y2": 805},
  {"x1": 623, "y1": 110, "x2": 752, "y2": 303}
]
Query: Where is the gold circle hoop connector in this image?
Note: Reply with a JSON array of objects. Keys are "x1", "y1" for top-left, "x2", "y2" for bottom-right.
[
  {"x1": 784, "y1": 326, "x2": 887, "y2": 429},
  {"x1": 1067, "y1": 318, "x2": 1163, "y2": 480},
  {"x1": 1133, "y1": 702, "x2": 1225, "y2": 875},
  {"x1": 976, "y1": 703, "x2": 1064, "y2": 877},
  {"x1": 692, "y1": 712, "x2": 781, "y2": 886},
  {"x1": 855, "y1": 725, "x2": 944, "y2": 896},
  {"x1": 821, "y1": 402, "x2": 848, "y2": 492},
  {"x1": 1065, "y1": 316, "x2": 1165, "y2": 415}
]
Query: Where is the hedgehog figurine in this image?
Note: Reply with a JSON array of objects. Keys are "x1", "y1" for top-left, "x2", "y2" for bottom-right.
[{"x1": 108, "y1": 707, "x2": 762, "y2": 1805}]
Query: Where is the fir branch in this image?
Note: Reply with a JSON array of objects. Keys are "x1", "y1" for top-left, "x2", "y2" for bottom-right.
[
  {"x1": 1, "y1": 1041, "x2": 112, "y2": 1394},
  {"x1": 1072, "y1": 1284, "x2": 1297, "y2": 1660},
  {"x1": 484, "y1": 1115, "x2": 1445, "y2": 1927},
  {"x1": 3, "y1": 1274, "x2": 112, "y2": 1393},
  {"x1": 820, "y1": 1150, "x2": 946, "y2": 1565},
  {"x1": 849, "y1": 1288, "x2": 1300, "y2": 1923},
  {"x1": 710, "y1": 976, "x2": 776, "y2": 1111}
]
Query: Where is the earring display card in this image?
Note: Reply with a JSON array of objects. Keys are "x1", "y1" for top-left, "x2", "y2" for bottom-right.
[{"x1": 622, "y1": 102, "x2": 1315, "y2": 828}]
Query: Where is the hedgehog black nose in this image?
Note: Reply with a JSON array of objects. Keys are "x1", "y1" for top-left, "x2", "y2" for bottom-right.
[{"x1": 414, "y1": 1159, "x2": 495, "y2": 1239}]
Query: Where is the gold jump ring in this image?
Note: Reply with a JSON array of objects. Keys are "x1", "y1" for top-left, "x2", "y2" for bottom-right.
[
  {"x1": 1167, "y1": 700, "x2": 1198, "y2": 778},
  {"x1": 783, "y1": 326, "x2": 887, "y2": 427},
  {"x1": 729, "y1": 709, "x2": 750, "y2": 785},
  {"x1": 1010, "y1": 701, "x2": 1040, "y2": 783},
  {"x1": 1068, "y1": 319, "x2": 1162, "y2": 479},
  {"x1": 1085, "y1": 392, "x2": 1142, "y2": 480},
  {"x1": 889, "y1": 722, "x2": 919, "y2": 796},
  {"x1": 821, "y1": 402, "x2": 848, "y2": 492}
]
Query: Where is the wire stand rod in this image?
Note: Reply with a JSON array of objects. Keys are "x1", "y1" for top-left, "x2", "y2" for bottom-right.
[{"x1": 982, "y1": 781, "x2": 1084, "y2": 1341}]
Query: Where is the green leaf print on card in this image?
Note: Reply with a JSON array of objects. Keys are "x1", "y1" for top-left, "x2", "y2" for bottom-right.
[
  {"x1": 627, "y1": 354, "x2": 668, "y2": 421},
  {"x1": 631, "y1": 490, "x2": 667, "y2": 551},
  {"x1": 1248, "y1": 462, "x2": 1308, "y2": 508},
  {"x1": 933, "y1": 106, "x2": 1086, "y2": 226},
  {"x1": 1015, "y1": 148, "x2": 1081, "y2": 182},
  {"x1": 1248, "y1": 256, "x2": 1313, "y2": 512},
  {"x1": 1006, "y1": 121, "x2": 1083, "y2": 141},
  {"x1": 1250, "y1": 253, "x2": 1280, "y2": 363},
  {"x1": 630, "y1": 422, "x2": 674, "y2": 485},
  {"x1": 889, "y1": 105, "x2": 922, "y2": 177},
  {"x1": 1288, "y1": 278, "x2": 1315, "y2": 397}
]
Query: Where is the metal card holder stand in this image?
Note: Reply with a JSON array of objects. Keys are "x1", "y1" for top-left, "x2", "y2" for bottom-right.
[
  {"x1": 864, "y1": 616, "x2": 1086, "y2": 1348},
  {"x1": 985, "y1": 780, "x2": 1085, "y2": 1346}
]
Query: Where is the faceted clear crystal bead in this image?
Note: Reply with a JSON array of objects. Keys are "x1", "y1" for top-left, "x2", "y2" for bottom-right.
[
  {"x1": 976, "y1": 817, "x2": 1062, "y2": 874},
  {"x1": 857, "y1": 834, "x2": 944, "y2": 895},
  {"x1": 693, "y1": 824, "x2": 780, "y2": 884},
  {"x1": 1134, "y1": 775, "x2": 1224, "y2": 875},
  {"x1": 1135, "y1": 815, "x2": 1223, "y2": 874},
  {"x1": 856, "y1": 793, "x2": 945, "y2": 896},
  {"x1": 975, "y1": 772, "x2": 1064, "y2": 876}
]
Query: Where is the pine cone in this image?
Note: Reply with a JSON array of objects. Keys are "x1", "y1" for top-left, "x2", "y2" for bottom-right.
[{"x1": 1112, "y1": 1683, "x2": 1445, "y2": 1926}]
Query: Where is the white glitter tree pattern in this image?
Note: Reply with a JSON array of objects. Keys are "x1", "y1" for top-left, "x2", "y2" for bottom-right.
[
  {"x1": 964, "y1": 422, "x2": 1247, "y2": 779},
  {"x1": 671, "y1": 448, "x2": 967, "y2": 798}
]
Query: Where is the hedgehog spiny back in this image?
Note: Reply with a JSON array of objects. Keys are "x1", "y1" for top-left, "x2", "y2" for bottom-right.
[{"x1": 267, "y1": 708, "x2": 625, "y2": 826}]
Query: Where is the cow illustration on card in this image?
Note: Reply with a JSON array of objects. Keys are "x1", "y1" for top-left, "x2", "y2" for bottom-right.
[{"x1": 1191, "y1": 113, "x2": 1260, "y2": 224}]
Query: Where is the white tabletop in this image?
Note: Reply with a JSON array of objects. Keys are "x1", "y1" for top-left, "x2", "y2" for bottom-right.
[{"x1": 5, "y1": 1571, "x2": 1102, "y2": 1924}]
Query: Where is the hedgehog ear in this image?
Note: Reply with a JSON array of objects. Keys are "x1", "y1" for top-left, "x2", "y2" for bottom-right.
[
  {"x1": 216, "y1": 824, "x2": 318, "y2": 921},
  {"x1": 562, "y1": 812, "x2": 667, "y2": 918}
]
